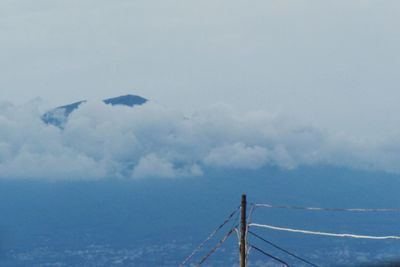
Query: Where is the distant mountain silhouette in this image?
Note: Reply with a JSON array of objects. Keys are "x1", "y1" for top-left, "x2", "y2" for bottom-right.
[{"x1": 42, "y1": 94, "x2": 148, "y2": 128}]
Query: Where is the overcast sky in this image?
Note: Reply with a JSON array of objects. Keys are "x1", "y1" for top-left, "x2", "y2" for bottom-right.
[{"x1": 1, "y1": 1, "x2": 400, "y2": 139}]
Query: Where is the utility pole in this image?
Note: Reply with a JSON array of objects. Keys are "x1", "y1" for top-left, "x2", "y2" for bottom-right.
[{"x1": 240, "y1": 194, "x2": 247, "y2": 267}]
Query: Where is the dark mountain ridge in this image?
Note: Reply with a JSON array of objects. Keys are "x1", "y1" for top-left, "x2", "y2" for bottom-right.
[{"x1": 41, "y1": 94, "x2": 147, "y2": 128}]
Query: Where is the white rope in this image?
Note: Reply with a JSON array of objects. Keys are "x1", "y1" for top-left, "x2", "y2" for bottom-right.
[
  {"x1": 249, "y1": 223, "x2": 400, "y2": 240},
  {"x1": 254, "y1": 203, "x2": 400, "y2": 212}
]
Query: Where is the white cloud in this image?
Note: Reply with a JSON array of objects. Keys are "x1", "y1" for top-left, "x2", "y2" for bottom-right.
[
  {"x1": 132, "y1": 154, "x2": 176, "y2": 179},
  {"x1": 204, "y1": 143, "x2": 269, "y2": 169},
  {"x1": 1, "y1": 99, "x2": 400, "y2": 180}
]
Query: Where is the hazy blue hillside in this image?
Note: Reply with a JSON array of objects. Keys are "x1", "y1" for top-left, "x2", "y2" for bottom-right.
[{"x1": 1, "y1": 166, "x2": 400, "y2": 266}]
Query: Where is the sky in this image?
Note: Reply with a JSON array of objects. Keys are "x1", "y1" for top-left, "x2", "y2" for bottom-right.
[
  {"x1": 1, "y1": 1, "x2": 400, "y2": 136},
  {"x1": 1, "y1": 1, "x2": 400, "y2": 179}
]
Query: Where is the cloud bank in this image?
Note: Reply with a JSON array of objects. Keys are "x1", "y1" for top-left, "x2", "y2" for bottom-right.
[{"x1": 0, "y1": 99, "x2": 399, "y2": 180}]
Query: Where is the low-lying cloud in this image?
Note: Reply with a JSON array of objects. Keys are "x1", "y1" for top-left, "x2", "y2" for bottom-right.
[{"x1": 0, "y1": 99, "x2": 399, "y2": 179}]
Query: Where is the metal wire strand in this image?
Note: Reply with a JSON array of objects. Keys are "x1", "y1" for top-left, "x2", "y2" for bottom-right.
[
  {"x1": 180, "y1": 206, "x2": 240, "y2": 266},
  {"x1": 250, "y1": 244, "x2": 290, "y2": 267},
  {"x1": 248, "y1": 230, "x2": 319, "y2": 267},
  {"x1": 195, "y1": 228, "x2": 236, "y2": 266},
  {"x1": 254, "y1": 203, "x2": 400, "y2": 212}
]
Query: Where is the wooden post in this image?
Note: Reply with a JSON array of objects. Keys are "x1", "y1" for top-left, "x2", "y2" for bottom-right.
[{"x1": 240, "y1": 194, "x2": 247, "y2": 267}]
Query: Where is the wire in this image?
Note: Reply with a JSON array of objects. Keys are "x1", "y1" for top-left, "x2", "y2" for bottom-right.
[
  {"x1": 246, "y1": 245, "x2": 252, "y2": 266},
  {"x1": 230, "y1": 209, "x2": 240, "y2": 241},
  {"x1": 250, "y1": 244, "x2": 290, "y2": 267},
  {"x1": 180, "y1": 206, "x2": 240, "y2": 266},
  {"x1": 254, "y1": 203, "x2": 400, "y2": 212},
  {"x1": 247, "y1": 203, "x2": 256, "y2": 223},
  {"x1": 248, "y1": 230, "x2": 319, "y2": 267},
  {"x1": 234, "y1": 227, "x2": 240, "y2": 242},
  {"x1": 195, "y1": 228, "x2": 235, "y2": 266},
  {"x1": 249, "y1": 223, "x2": 400, "y2": 240},
  {"x1": 246, "y1": 203, "x2": 258, "y2": 265}
]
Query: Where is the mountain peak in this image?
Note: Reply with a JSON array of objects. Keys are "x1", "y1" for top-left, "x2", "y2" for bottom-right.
[
  {"x1": 42, "y1": 94, "x2": 148, "y2": 128},
  {"x1": 103, "y1": 95, "x2": 147, "y2": 107}
]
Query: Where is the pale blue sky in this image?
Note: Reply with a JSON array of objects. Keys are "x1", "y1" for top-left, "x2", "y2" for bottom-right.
[{"x1": 1, "y1": 1, "x2": 400, "y2": 138}]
